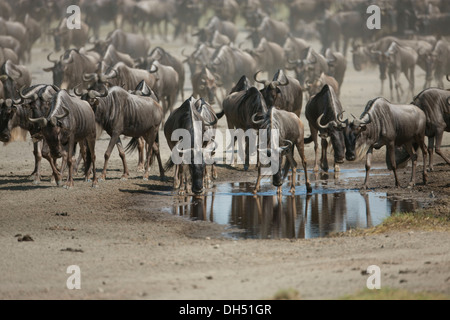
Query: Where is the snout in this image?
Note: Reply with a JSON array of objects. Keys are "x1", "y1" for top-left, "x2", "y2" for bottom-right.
[
  {"x1": 0, "y1": 132, "x2": 10, "y2": 143},
  {"x1": 346, "y1": 153, "x2": 356, "y2": 161},
  {"x1": 192, "y1": 186, "x2": 205, "y2": 195},
  {"x1": 335, "y1": 157, "x2": 345, "y2": 164}
]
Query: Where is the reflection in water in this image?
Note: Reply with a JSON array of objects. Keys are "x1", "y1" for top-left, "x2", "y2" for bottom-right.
[{"x1": 169, "y1": 182, "x2": 424, "y2": 240}]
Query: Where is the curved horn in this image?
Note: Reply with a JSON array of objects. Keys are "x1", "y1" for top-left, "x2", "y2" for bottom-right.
[
  {"x1": 28, "y1": 116, "x2": 48, "y2": 127},
  {"x1": 181, "y1": 48, "x2": 191, "y2": 58},
  {"x1": 251, "y1": 112, "x2": 265, "y2": 125},
  {"x1": 73, "y1": 84, "x2": 87, "y2": 97},
  {"x1": 253, "y1": 70, "x2": 270, "y2": 86},
  {"x1": 19, "y1": 86, "x2": 37, "y2": 101},
  {"x1": 83, "y1": 73, "x2": 97, "y2": 82},
  {"x1": 47, "y1": 52, "x2": 58, "y2": 64},
  {"x1": 317, "y1": 113, "x2": 332, "y2": 130},
  {"x1": 149, "y1": 64, "x2": 158, "y2": 73},
  {"x1": 54, "y1": 106, "x2": 70, "y2": 120},
  {"x1": 446, "y1": 75, "x2": 450, "y2": 82}
]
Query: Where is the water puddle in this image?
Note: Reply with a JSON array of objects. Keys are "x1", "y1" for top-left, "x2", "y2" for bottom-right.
[{"x1": 162, "y1": 169, "x2": 427, "y2": 239}]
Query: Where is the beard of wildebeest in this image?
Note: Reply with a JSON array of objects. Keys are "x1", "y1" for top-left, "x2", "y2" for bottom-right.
[{"x1": 327, "y1": 129, "x2": 346, "y2": 164}]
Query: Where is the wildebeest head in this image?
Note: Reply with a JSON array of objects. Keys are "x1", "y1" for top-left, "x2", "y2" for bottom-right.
[
  {"x1": 0, "y1": 98, "x2": 21, "y2": 142},
  {"x1": 254, "y1": 70, "x2": 289, "y2": 106},
  {"x1": 74, "y1": 83, "x2": 108, "y2": 111},
  {"x1": 43, "y1": 52, "x2": 65, "y2": 88},
  {"x1": 195, "y1": 66, "x2": 217, "y2": 104},
  {"x1": 342, "y1": 112, "x2": 372, "y2": 162},
  {"x1": 28, "y1": 92, "x2": 70, "y2": 158},
  {"x1": 1, "y1": 60, "x2": 23, "y2": 99}
]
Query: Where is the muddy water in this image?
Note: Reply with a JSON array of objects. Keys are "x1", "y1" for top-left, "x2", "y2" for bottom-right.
[{"x1": 163, "y1": 169, "x2": 426, "y2": 239}]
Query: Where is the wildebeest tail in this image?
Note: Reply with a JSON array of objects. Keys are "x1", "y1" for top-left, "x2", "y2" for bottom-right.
[
  {"x1": 304, "y1": 135, "x2": 314, "y2": 144},
  {"x1": 216, "y1": 110, "x2": 225, "y2": 119},
  {"x1": 386, "y1": 144, "x2": 418, "y2": 170},
  {"x1": 125, "y1": 137, "x2": 140, "y2": 154},
  {"x1": 164, "y1": 158, "x2": 175, "y2": 173}
]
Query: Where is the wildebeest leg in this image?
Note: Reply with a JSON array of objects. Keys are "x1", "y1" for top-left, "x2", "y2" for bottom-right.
[
  {"x1": 286, "y1": 152, "x2": 297, "y2": 194},
  {"x1": 387, "y1": 143, "x2": 400, "y2": 188},
  {"x1": 173, "y1": 164, "x2": 181, "y2": 190},
  {"x1": 320, "y1": 138, "x2": 329, "y2": 172},
  {"x1": 395, "y1": 71, "x2": 404, "y2": 102},
  {"x1": 74, "y1": 141, "x2": 86, "y2": 176},
  {"x1": 403, "y1": 142, "x2": 418, "y2": 187},
  {"x1": 244, "y1": 135, "x2": 250, "y2": 171},
  {"x1": 137, "y1": 137, "x2": 145, "y2": 172},
  {"x1": 85, "y1": 137, "x2": 98, "y2": 188},
  {"x1": 101, "y1": 133, "x2": 120, "y2": 181},
  {"x1": 418, "y1": 137, "x2": 428, "y2": 185},
  {"x1": 434, "y1": 129, "x2": 450, "y2": 166},
  {"x1": 116, "y1": 138, "x2": 129, "y2": 180},
  {"x1": 30, "y1": 141, "x2": 43, "y2": 184},
  {"x1": 363, "y1": 147, "x2": 373, "y2": 189},
  {"x1": 427, "y1": 136, "x2": 435, "y2": 171},
  {"x1": 65, "y1": 139, "x2": 75, "y2": 189},
  {"x1": 311, "y1": 127, "x2": 320, "y2": 172},
  {"x1": 296, "y1": 143, "x2": 312, "y2": 193},
  {"x1": 388, "y1": 72, "x2": 394, "y2": 101},
  {"x1": 143, "y1": 128, "x2": 158, "y2": 180},
  {"x1": 409, "y1": 67, "x2": 415, "y2": 100},
  {"x1": 152, "y1": 142, "x2": 165, "y2": 181}
]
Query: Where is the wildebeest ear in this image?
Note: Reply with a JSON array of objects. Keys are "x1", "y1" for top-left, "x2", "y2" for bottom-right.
[
  {"x1": 43, "y1": 67, "x2": 53, "y2": 72},
  {"x1": 360, "y1": 125, "x2": 367, "y2": 132}
]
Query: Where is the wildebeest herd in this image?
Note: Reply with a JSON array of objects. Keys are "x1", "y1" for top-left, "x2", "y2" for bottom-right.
[{"x1": 1, "y1": 0, "x2": 450, "y2": 196}]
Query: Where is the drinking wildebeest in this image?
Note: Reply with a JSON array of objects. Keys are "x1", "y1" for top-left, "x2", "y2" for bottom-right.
[
  {"x1": 343, "y1": 97, "x2": 428, "y2": 189},
  {"x1": 164, "y1": 97, "x2": 218, "y2": 195},
  {"x1": 217, "y1": 76, "x2": 267, "y2": 170},
  {"x1": 253, "y1": 106, "x2": 312, "y2": 195},
  {"x1": 304, "y1": 84, "x2": 348, "y2": 173}
]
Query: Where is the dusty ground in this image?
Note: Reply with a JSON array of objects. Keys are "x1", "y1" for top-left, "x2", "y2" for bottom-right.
[{"x1": 1, "y1": 27, "x2": 450, "y2": 300}]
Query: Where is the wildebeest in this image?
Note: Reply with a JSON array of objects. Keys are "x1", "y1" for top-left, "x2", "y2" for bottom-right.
[
  {"x1": 52, "y1": 17, "x2": 89, "y2": 52},
  {"x1": 0, "y1": 35, "x2": 22, "y2": 61},
  {"x1": 135, "y1": 47, "x2": 185, "y2": 101},
  {"x1": 304, "y1": 84, "x2": 347, "y2": 172},
  {"x1": 191, "y1": 66, "x2": 218, "y2": 105},
  {"x1": 343, "y1": 97, "x2": 428, "y2": 188},
  {"x1": 253, "y1": 106, "x2": 312, "y2": 195},
  {"x1": 164, "y1": 97, "x2": 218, "y2": 195},
  {"x1": 0, "y1": 18, "x2": 29, "y2": 62},
  {"x1": 325, "y1": 49, "x2": 346, "y2": 90},
  {"x1": 101, "y1": 62, "x2": 158, "y2": 91},
  {"x1": 74, "y1": 85, "x2": 164, "y2": 181},
  {"x1": 217, "y1": 76, "x2": 267, "y2": 170},
  {"x1": 208, "y1": 45, "x2": 257, "y2": 92},
  {"x1": 105, "y1": 29, "x2": 151, "y2": 59},
  {"x1": 193, "y1": 16, "x2": 238, "y2": 44},
  {"x1": 28, "y1": 90, "x2": 98, "y2": 188},
  {"x1": 244, "y1": 38, "x2": 285, "y2": 78},
  {"x1": 133, "y1": 0, "x2": 176, "y2": 40},
  {"x1": 0, "y1": 85, "x2": 62, "y2": 184},
  {"x1": 255, "y1": 70, "x2": 303, "y2": 117},
  {"x1": 0, "y1": 60, "x2": 32, "y2": 99},
  {"x1": 429, "y1": 40, "x2": 450, "y2": 88},
  {"x1": 0, "y1": 47, "x2": 19, "y2": 66},
  {"x1": 150, "y1": 61, "x2": 179, "y2": 123},
  {"x1": 283, "y1": 34, "x2": 309, "y2": 62},
  {"x1": 247, "y1": 16, "x2": 289, "y2": 48},
  {"x1": 304, "y1": 72, "x2": 339, "y2": 98},
  {"x1": 43, "y1": 49, "x2": 99, "y2": 90},
  {"x1": 384, "y1": 42, "x2": 418, "y2": 102},
  {"x1": 287, "y1": 47, "x2": 329, "y2": 88},
  {"x1": 411, "y1": 88, "x2": 450, "y2": 171}
]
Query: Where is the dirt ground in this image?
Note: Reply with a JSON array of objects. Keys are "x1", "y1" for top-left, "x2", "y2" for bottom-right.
[{"x1": 1, "y1": 30, "x2": 450, "y2": 300}]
